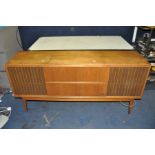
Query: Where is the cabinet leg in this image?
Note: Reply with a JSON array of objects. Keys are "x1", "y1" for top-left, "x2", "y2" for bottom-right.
[
  {"x1": 128, "y1": 100, "x2": 135, "y2": 114},
  {"x1": 23, "y1": 98, "x2": 28, "y2": 112}
]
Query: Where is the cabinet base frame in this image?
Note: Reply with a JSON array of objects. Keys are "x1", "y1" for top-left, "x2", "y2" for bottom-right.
[{"x1": 22, "y1": 97, "x2": 136, "y2": 114}]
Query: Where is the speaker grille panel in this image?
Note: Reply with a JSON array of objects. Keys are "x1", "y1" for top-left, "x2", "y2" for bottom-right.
[
  {"x1": 7, "y1": 67, "x2": 47, "y2": 95},
  {"x1": 107, "y1": 67, "x2": 148, "y2": 96}
]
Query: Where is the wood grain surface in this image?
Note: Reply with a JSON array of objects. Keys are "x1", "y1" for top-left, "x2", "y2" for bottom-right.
[
  {"x1": 5, "y1": 50, "x2": 150, "y2": 113},
  {"x1": 6, "y1": 50, "x2": 149, "y2": 67}
]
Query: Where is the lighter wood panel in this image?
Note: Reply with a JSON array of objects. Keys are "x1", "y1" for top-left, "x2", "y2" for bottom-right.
[
  {"x1": 6, "y1": 51, "x2": 150, "y2": 66},
  {"x1": 46, "y1": 83, "x2": 106, "y2": 96},
  {"x1": 44, "y1": 67, "x2": 109, "y2": 82}
]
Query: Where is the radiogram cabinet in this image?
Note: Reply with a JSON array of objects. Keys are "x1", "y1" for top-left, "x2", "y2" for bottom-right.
[{"x1": 5, "y1": 50, "x2": 150, "y2": 114}]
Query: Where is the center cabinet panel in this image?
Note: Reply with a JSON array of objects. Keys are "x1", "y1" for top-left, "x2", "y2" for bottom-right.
[
  {"x1": 46, "y1": 83, "x2": 107, "y2": 96},
  {"x1": 44, "y1": 67, "x2": 109, "y2": 82},
  {"x1": 44, "y1": 67, "x2": 109, "y2": 96}
]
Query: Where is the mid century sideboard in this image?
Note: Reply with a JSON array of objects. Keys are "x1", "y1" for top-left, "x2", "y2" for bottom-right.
[{"x1": 5, "y1": 50, "x2": 150, "y2": 114}]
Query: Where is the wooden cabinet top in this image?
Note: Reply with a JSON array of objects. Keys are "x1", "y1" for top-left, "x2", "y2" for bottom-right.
[{"x1": 6, "y1": 50, "x2": 150, "y2": 67}]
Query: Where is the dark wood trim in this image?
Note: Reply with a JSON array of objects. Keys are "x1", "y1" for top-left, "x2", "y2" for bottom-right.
[
  {"x1": 23, "y1": 98, "x2": 28, "y2": 112},
  {"x1": 128, "y1": 100, "x2": 135, "y2": 114}
]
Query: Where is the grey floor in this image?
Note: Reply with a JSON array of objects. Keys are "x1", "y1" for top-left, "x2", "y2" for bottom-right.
[{"x1": 1, "y1": 82, "x2": 155, "y2": 129}]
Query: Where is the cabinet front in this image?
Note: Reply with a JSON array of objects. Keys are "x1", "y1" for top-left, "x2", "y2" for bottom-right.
[
  {"x1": 7, "y1": 66, "x2": 149, "y2": 98},
  {"x1": 44, "y1": 67, "x2": 109, "y2": 96},
  {"x1": 46, "y1": 83, "x2": 107, "y2": 96},
  {"x1": 44, "y1": 67, "x2": 109, "y2": 82}
]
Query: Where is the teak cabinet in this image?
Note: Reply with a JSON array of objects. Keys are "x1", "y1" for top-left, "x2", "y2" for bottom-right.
[{"x1": 5, "y1": 50, "x2": 150, "y2": 114}]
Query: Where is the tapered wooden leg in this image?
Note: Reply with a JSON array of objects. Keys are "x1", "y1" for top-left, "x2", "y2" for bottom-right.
[
  {"x1": 23, "y1": 98, "x2": 28, "y2": 112},
  {"x1": 128, "y1": 100, "x2": 135, "y2": 114}
]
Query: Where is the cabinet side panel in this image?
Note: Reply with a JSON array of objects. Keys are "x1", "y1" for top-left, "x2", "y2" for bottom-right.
[
  {"x1": 107, "y1": 67, "x2": 149, "y2": 96},
  {"x1": 7, "y1": 67, "x2": 47, "y2": 95}
]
